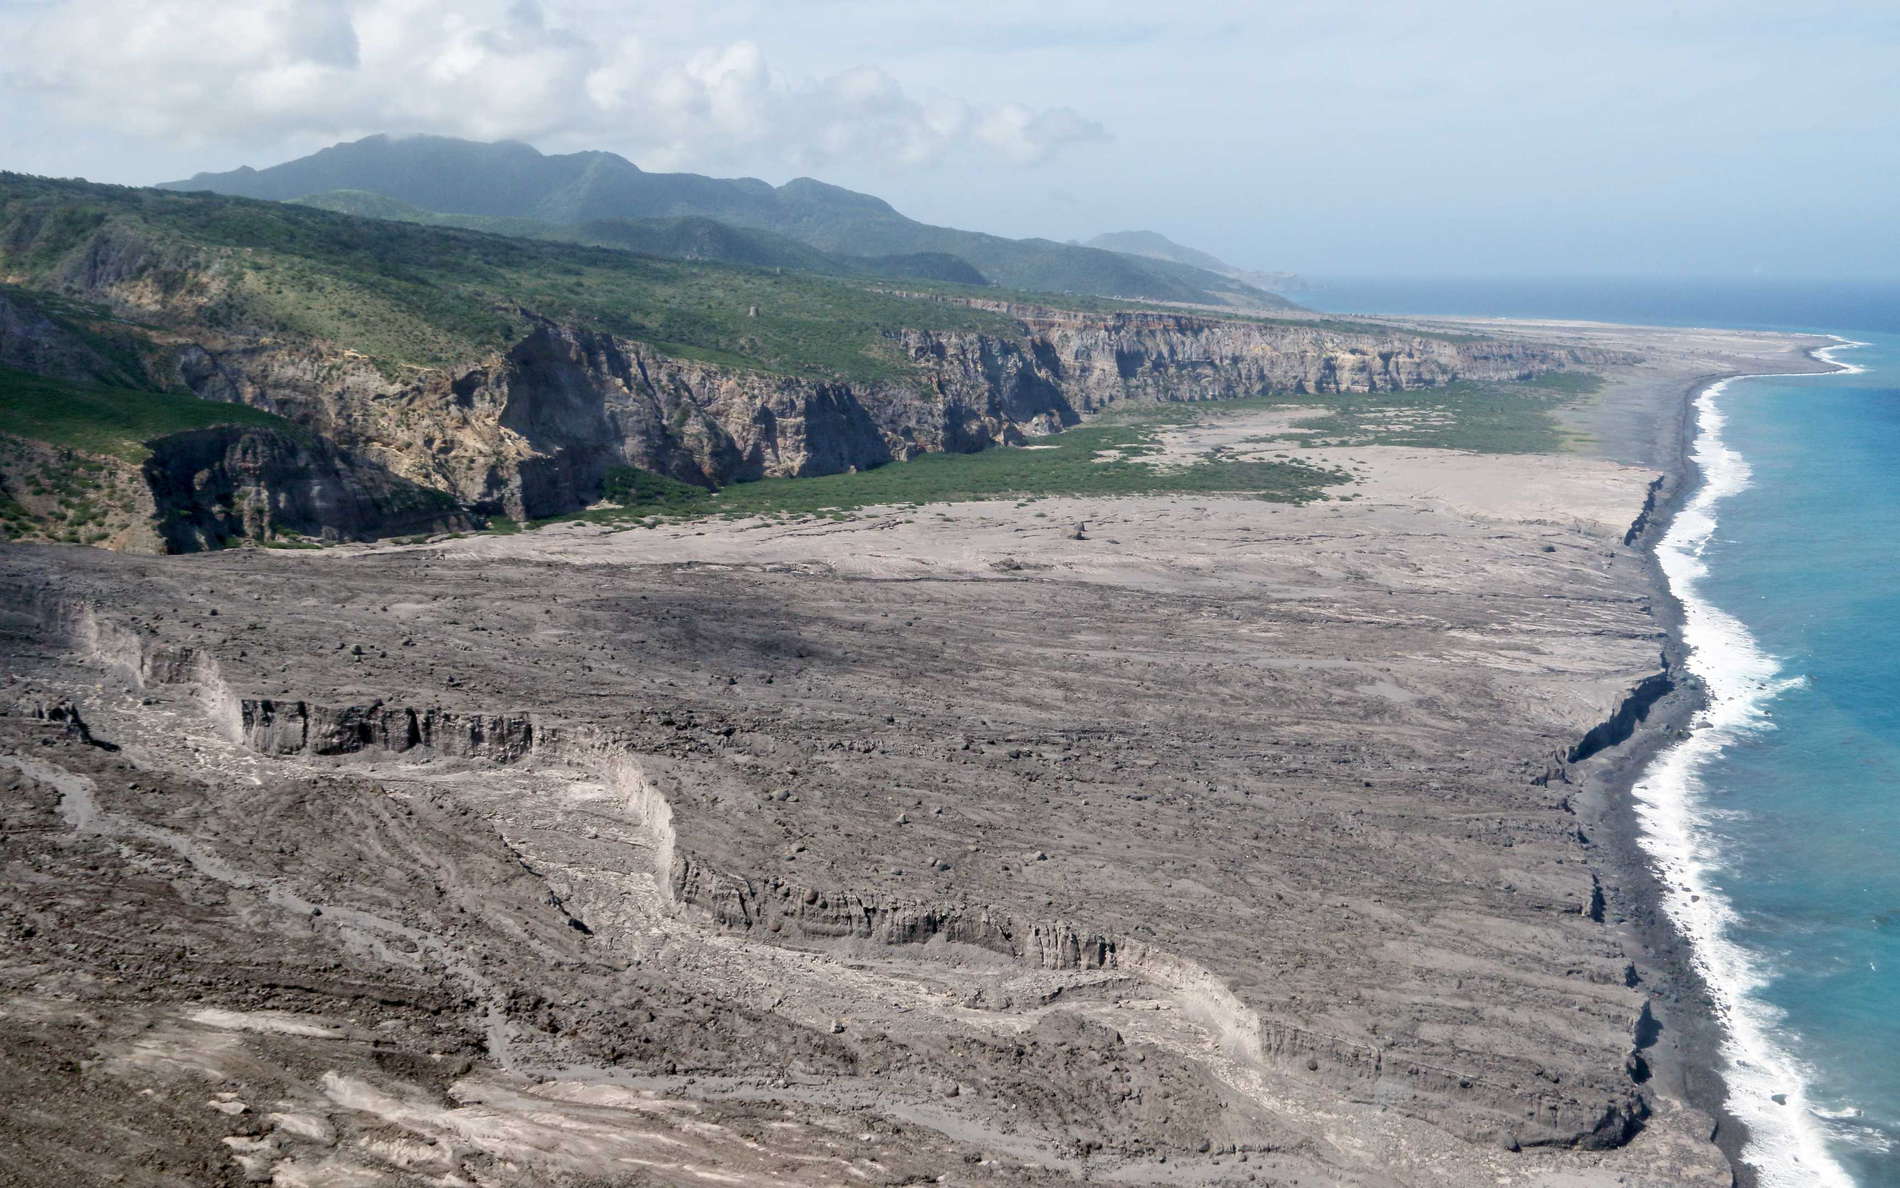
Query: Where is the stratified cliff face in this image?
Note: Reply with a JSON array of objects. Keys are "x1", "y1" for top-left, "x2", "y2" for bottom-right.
[
  {"x1": 0, "y1": 290, "x2": 472, "y2": 552},
  {"x1": 141, "y1": 426, "x2": 472, "y2": 551},
  {"x1": 0, "y1": 423, "x2": 473, "y2": 553},
  {"x1": 1, "y1": 174, "x2": 1631, "y2": 539},
  {"x1": 170, "y1": 309, "x2": 1617, "y2": 520}
]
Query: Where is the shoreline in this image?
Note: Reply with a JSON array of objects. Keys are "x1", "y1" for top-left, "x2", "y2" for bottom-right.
[
  {"x1": 0, "y1": 318, "x2": 1860, "y2": 1185},
  {"x1": 1593, "y1": 335, "x2": 1866, "y2": 1188}
]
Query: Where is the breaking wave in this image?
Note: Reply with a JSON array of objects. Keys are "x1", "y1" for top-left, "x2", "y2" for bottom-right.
[{"x1": 1631, "y1": 336, "x2": 1867, "y2": 1187}]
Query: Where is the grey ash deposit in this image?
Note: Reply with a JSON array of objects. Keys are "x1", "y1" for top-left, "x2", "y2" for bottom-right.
[{"x1": 0, "y1": 321, "x2": 1826, "y2": 1185}]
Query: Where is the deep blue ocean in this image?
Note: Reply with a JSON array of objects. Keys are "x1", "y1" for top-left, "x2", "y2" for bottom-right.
[{"x1": 1309, "y1": 279, "x2": 1900, "y2": 1186}]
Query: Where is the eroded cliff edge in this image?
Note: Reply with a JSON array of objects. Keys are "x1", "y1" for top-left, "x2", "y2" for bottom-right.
[
  {"x1": 172, "y1": 308, "x2": 1622, "y2": 521},
  {"x1": 0, "y1": 421, "x2": 1739, "y2": 1184},
  {"x1": 4, "y1": 254, "x2": 1622, "y2": 541}
]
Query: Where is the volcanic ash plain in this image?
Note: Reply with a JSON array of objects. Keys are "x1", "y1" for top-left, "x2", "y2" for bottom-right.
[{"x1": 0, "y1": 322, "x2": 1824, "y2": 1186}]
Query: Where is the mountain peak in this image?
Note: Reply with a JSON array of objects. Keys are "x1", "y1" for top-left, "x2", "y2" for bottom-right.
[
  {"x1": 776, "y1": 177, "x2": 896, "y2": 215},
  {"x1": 157, "y1": 136, "x2": 1296, "y2": 310},
  {"x1": 1086, "y1": 230, "x2": 1302, "y2": 296},
  {"x1": 1085, "y1": 230, "x2": 1232, "y2": 274}
]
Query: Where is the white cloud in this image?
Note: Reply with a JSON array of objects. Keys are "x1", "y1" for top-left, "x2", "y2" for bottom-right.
[
  {"x1": 975, "y1": 104, "x2": 1108, "y2": 165},
  {"x1": 3, "y1": 0, "x2": 1108, "y2": 173},
  {"x1": 9, "y1": 0, "x2": 1889, "y2": 273}
]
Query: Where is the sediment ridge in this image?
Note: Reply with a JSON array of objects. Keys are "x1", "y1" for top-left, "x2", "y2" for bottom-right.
[
  {"x1": 0, "y1": 318, "x2": 1830, "y2": 1185},
  {"x1": 32, "y1": 578, "x2": 1660, "y2": 1154}
]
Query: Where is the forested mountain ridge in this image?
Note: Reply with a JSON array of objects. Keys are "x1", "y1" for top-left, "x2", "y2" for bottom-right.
[{"x1": 164, "y1": 135, "x2": 1298, "y2": 309}]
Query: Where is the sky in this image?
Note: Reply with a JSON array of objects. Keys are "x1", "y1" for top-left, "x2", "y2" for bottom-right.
[{"x1": 1, "y1": 0, "x2": 1895, "y2": 278}]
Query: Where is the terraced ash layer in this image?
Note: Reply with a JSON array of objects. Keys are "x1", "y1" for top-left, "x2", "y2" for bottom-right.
[
  {"x1": 0, "y1": 489, "x2": 1684, "y2": 1182},
  {"x1": 0, "y1": 322, "x2": 1833, "y2": 1185}
]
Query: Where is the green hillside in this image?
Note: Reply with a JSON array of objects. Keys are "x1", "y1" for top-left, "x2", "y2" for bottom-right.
[
  {"x1": 164, "y1": 135, "x2": 1298, "y2": 310},
  {"x1": 294, "y1": 190, "x2": 990, "y2": 285},
  {"x1": 1085, "y1": 230, "x2": 1232, "y2": 274},
  {"x1": 0, "y1": 366, "x2": 289, "y2": 462},
  {"x1": 0, "y1": 172, "x2": 1028, "y2": 382}
]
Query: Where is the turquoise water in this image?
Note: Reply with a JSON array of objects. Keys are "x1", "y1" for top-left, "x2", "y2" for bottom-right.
[
  {"x1": 1306, "y1": 279, "x2": 1900, "y2": 1185},
  {"x1": 1693, "y1": 336, "x2": 1900, "y2": 1184}
]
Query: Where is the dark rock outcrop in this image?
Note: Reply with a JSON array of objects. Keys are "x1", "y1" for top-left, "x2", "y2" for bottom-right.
[
  {"x1": 1567, "y1": 665, "x2": 1674, "y2": 764},
  {"x1": 239, "y1": 697, "x2": 540, "y2": 761},
  {"x1": 1624, "y1": 474, "x2": 1667, "y2": 546},
  {"x1": 141, "y1": 426, "x2": 471, "y2": 551},
  {"x1": 173, "y1": 310, "x2": 1620, "y2": 522}
]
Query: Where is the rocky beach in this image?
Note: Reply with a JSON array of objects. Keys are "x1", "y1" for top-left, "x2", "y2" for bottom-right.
[{"x1": 0, "y1": 309, "x2": 1835, "y2": 1185}]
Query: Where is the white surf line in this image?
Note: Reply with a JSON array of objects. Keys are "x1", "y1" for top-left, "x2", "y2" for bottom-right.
[
  {"x1": 1632, "y1": 336, "x2": 1868, "y2": 1188},
  {"x1": 1817, "y1": 334, "x2": 1871, "y2": 375}
]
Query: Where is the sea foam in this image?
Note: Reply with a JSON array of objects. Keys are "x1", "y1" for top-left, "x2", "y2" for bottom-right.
[{"x1": 1631, "y1": 336, "x2": 1868, "y2": 1187}]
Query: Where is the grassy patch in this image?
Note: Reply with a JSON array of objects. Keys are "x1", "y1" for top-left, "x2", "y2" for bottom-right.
[
  {"x1": 0, "y1": 366, "x2": 291, "y2": 461},
  {"x1": 0, "y1": 174, "x2": 1026, "y2": 381},
  {"x1": 548, "y1": 411, "x2": 1343, "y2": 530},
  {"x1": 602, "y1": 466, "x2": 710, "y2": 510},
  {"x1": 515, "y1": 370, "x2": 1592, "y2": 535},
  {"x1": 1285, "y1": 371, "x2": 1600, "y2": 454}
]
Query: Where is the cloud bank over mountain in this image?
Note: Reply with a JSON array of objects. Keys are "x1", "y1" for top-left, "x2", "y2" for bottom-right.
[
  {"x1": 3, "y1": 0, "x2": 1895, "y2": 275},
  {"x1": 5, "y1": 0, "x2": 1105, "y2": 173}
]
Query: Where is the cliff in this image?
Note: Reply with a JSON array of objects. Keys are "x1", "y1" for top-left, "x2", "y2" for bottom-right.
[
  {"x1": 176, "y1": 311, "x2": 1614, "y2": 521},
  {"x1": 0, "y1": 420, "x2": 473, "y2": 552},
  {"x1": 140, "y1": 425, "x2": 472, "y2": 550},
  {"x1": 0, "y1": 285, "x2": 472, "y2": 552},
  {"x1": 1, "y1": 172, "x2": 1626, "y2": 537}
]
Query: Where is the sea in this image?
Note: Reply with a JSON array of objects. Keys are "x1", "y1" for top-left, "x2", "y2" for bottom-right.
[{"x1": 1306, "y1": 279, "x2": 1900, "y2": 1187}]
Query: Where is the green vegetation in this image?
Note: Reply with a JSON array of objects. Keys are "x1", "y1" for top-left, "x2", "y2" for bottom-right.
[
  {"x1": 1284, "y1": 371, "x2": 1600, "y2": 454},
  {"x1": 163, "y1": 134, "x2": 1293, "y2": 309},
  {"x1": 563, "y1": 369, "x2": 1595, "y2": 531},
  {"x1": 601, "y1": 465, "x2": 711, "y2": 510},
  {"x1": 0, "y1": 174, "x2": 1470, "y2": 402},
  {"x1": 294, "y1": 192, "x2": 991, "y2": 287},
  {"x1": 0, "y1": 366, "x2": 291, "y2": 462},
  {"x1": 563, "y1": 406, "x2": 1342, "y2": 528},
  {"x1": 0, "y1": 285, "x2": 166, "y2": 388},
  {"x1": 0, "y1": 172, "x2": 1030, "y2": 381},
  {"x1": 0, "y1": 432, "x2": 130, "y2": 544}
]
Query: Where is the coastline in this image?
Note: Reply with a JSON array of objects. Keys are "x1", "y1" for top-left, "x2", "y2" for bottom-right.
[
  {"x1": 1587, "y1": 361, "x2": 1754, "y2": 1184},
  {"x1": 1404, "y1": 313, "x2": 1855, "y2": 1185},
  {"x1": 1590, "y1": 335, "x2": 1863, "y2": 1188},
  {"x1": 0, "y1": 318, "x2": 1862, "y2": 1185}
]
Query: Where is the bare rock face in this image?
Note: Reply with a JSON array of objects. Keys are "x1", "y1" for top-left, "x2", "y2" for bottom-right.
[
  {"x1": 171, "y1": 310, "x2": 1621, "y2": 521},
  {"x1": 240, "y1": 698, "x2": 539, "y2": 761},
  {"x1": 140, "y1": 426, "x2": 473, "y2": 550},
  {"x1": 1, "y1": 421, "x2": 468, "y2": 553},
  {"x1": 9, "y1": 218, "x2": 1628, "y2": 533}
]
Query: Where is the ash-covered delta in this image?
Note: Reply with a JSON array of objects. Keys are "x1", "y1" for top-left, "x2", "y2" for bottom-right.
[{"x1": 0, "y1": 320, "x2": 1829, "y2": 1186}]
